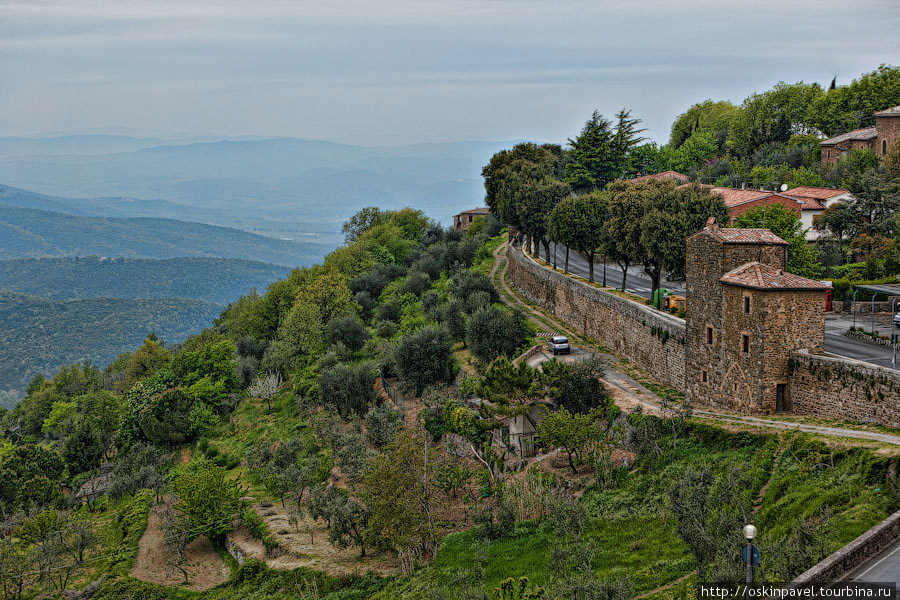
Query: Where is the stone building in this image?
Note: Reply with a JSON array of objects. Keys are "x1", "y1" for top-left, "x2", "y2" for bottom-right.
[
  {"x1": 685, "y1": 218, "x2": 827, "y2": 414},
  {"x1": 820, "y1": 104, "x2": 900, "y2": 165},
  {"x1": 453, "y1": 207, "x2": 491, "y2": 233}
]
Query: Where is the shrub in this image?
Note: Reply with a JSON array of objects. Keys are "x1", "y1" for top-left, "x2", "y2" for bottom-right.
[
  {"x1": 466, "y1": 306, "x2": 528, "y2": 362},
  {"x1": 325, "y1": 315, "x2": 370, "y2": 353},
  {"x1": 318, "y1": 362, "x2": 377, "y2": 418},
  {"x1": 394, "y1": 326, "x2": 452, "y2": 394},
  {"x1": 364, "y1": 404, "x2": 403, "y2": 447}
]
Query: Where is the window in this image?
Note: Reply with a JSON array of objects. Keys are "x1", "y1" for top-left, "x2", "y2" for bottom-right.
[
  {"x1": 701, "y1": 370, "x2": 708, "y2": 383},
  {"x1": 742, "y1": 334, "x2": 750, "y2": 354},
  {"x1": 743, "y1": 296, "x2": 750, "y2": 314},
  {"x1": 706, "y1": 326, "x2": 713, "y2": 345},
  {"x1": 884, "y1": 139, "x2": 889, "y2": 155},
  {"x1": 468, "y1": 214, "x2": 473, "y2": 223}
]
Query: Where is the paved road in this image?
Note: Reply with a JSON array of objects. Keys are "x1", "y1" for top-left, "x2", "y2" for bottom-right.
[
  {"x1": 844, "y1": 539, "x2": 900, "y2": 585},
  {"x1": 543, "y1": 242, "x2": 897, "y2": 370}
]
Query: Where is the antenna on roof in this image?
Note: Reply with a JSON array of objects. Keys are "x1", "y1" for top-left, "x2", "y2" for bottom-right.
[{"x1": 780, "y1": 184, "x2": 788, "y2": 192}]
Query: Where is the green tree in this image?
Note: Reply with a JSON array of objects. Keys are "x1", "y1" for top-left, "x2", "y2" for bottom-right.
[
  {"x1": 318, "y1": 362, "x2": 377, "y2": 418},
  {"x1": 342, "y1": 207, "x2": 391, "y2": 244},
  {"x1": 172, "y1": 461, "x2": 242, "y2": 545},
  {"x1": 809, "y1": 65, "x2": 900, "y2": 136},
  {"x1": 364, "y1": 404, "x2": 403, "y2": 448},
  {"x1": 308, "y1": 485, "x2": 370, "y2": 557},
  {"x1": 278, "y1": 268, "x2": 354, "y2": 361},
  {"x1": 733, "y1": 204, "x2": 822, "y2": 278},
  {"x1": 565, "y1": 109, "x2": 646, "y2": 192},
  {"x1": 360, "y1": 428, "x2": 438, "y2": 565},
  {"x1": 729, "y1": 82, "x2": 825, "y2": 157},
  {"x1": 813, "y1": 202, "x2": 857, "y2": 260},
  {"x1": 61, "y1": 422, "x2": 103, "y2": 475},
  {"x1": 466, "y1": 306, "x2": 528, "y2": 363},
  {"x1": 548, "y1": 193, "x2": 609, "y2": 281},
  {"x1": 670, "y1": 99, "x2": 742, "y2": 150},
  {"x1": 536, "y1": 408, "x2": 604, "y2": 474},
  {"x1": 394, "y1": 326, "x2": 452, "y2": 394}
]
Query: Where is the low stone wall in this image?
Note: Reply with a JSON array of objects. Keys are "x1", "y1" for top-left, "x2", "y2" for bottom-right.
[
  {"x1": 789, "y1": 509, "x2": 900, "y2": 584},
  {"x1": 789, "y1": 350, "x2": 900, "y2": 428},
  {"x1": 507, "y1": 246, "x2": 686, "y2": 389},
  {"x1": 832, "y1": 300, "x2": 896, "y2": 315},
  {"x1": 513, "y1": 344, "x2": 546, "y2": 366},
  {"x1": 845, "y1": 330, "x2": 899, "y2": 350}
]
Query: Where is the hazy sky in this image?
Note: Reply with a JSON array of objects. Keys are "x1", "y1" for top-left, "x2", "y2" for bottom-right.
[{"x1": 2, "y1": 0, "x2": 899, "y2": 145}]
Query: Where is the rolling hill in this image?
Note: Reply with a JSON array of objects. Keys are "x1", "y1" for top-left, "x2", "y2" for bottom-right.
[
  {"x1": 0, "y1": 205, "x2": 329, "y2": 266},
  {"x1": 0, "y1": 291, "x2": 223, "y2": 403},
  {"x1": 0, "y1": 257, "x2": 290, "y2": 304}
]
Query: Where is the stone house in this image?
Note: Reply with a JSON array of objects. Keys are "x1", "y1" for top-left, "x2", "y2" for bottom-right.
[
  {"x1": 453, "y1": 207, "x2": 491, "y2": 233},
  {"x1": 782, "y1": 186, "x2": 853, "y2": 240},
  {"x1": 685, "y1": 218, "x2": 826, "y2": 414},
  {"x1": 820, "y1": 104, "x2": 900, "y2": 165}
]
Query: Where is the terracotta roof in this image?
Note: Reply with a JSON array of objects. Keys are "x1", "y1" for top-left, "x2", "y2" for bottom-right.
[
  {"x1": 819, "y1": 127, "x2": 878, "y2": 146},
  {"x1": 630, "y1": 170, "x2": 690, "y2": 183},
  {"x1": 784, "y1": 186, "x2": 849, "y2": 200},
  {"x1": 710, "y1": 187, "x2": 778, "y2": 208},
  {"x1": 797, "y1": 199, "x2": 827, "y2": 210},
  {"x1": 874, "y1": 104, "x2": 900, "y2": 117},
  {"x1": 720, "y1": 262, "x2": 827, "y2": 291},
  {"x1": 456, "y1": 207, "x2": 491, "y2": 216}
]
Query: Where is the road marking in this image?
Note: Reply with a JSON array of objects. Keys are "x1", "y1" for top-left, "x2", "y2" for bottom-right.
[{"x1": 853, "y1": 542, "x2": 900, "y2": 579}]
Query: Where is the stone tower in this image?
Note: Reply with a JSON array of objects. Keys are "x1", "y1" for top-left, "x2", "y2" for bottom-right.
[{"x1": 685, "y1": 218, "x2": 826, "y2": 414}]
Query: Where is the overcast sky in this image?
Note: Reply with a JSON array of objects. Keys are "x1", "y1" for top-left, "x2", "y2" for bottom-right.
[{"x1": 2, "y1": 0, "x2": 899, "y2": 145}]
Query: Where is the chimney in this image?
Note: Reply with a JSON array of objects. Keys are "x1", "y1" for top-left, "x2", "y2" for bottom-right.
[{"x1": 706, "y1": 217, "x2": 719, "y2": 232}]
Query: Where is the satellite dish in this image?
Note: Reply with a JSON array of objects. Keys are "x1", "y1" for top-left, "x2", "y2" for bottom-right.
[{"x1": 780, "y1": 184, "x2": 788, "y2": 192}]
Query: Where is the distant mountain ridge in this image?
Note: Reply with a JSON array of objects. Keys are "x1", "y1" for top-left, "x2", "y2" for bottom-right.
[
  {"x1": 0, "y1": 136, "x2": 518, "y2": 228},
  {"x1": 0, "y1": 257, "x2": 290, "y2": 304},
  {"x1": 0, "y1": 204, "x2": 329, "y2": 266},
  {"x1": 0, "y1": 291, "x2": 223, "y2": 400}
]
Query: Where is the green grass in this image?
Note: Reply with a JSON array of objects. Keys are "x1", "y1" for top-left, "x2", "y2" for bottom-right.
[{"x1": 471, "y1": 230, "x2": 508, "y2": 276}]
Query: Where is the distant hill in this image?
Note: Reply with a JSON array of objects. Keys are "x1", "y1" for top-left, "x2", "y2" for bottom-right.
[
  {"x1": 0, "y1": 136, "x2": 517, "y2": 228},
  {"x1": 0, "y1": 257, "x2": 290, "y2": 304},
  {"x1": 0, "y1": 291, "x2": 222, "y2": 401},
  {"x1": 0, "y1": 205, "x2": 329, "y2": 266}
]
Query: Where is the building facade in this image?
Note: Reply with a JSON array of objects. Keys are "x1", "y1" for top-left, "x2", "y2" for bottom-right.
[
  {"x1": 685, "y1": 219, "x2": 826, "y2": 414},
  {"x1": 453, "y1": 207, "x2": 491, "y2": 232},
  {"x1": 820, "y1": 104, "x2": 900, "y2": 165}
]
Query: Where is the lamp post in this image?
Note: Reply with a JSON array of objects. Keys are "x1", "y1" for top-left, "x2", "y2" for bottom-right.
[
  {"x1": 853, "y1": 288, "x2": 859, "y2": 330},
  {"x1": 743, "y1": 524, "x2": 757, "y2": 599},
  {"x1": 893, "y1": 297, "x2": 898, "y2": 369}
]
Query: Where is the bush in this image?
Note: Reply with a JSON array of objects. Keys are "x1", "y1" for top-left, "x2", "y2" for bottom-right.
[
  {"x1": 394, "y1": 326, "x2": 452, "y2": 394},
  {"x1": 325, "y1": 315, "x2": 369, "y2": 353},
  {"x1": 364, "y1": 404, "x2": 403, "y2": 447},
  {"x1": 401, "y1": 271, "x2": 432, "y2": 296},
  {"x1": 466, "y1": 306, "x2": 528, "y2": 363},
  {"x1": 452, "y1": 271, "x2": 499, "y2": 304},
  {"x1": 318, "y1": 362, "x2": 377, "y2": 418}
]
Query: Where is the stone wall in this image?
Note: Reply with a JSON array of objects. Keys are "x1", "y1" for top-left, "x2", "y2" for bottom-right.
[
  {"x1": 507, "y1": 245, "x2": 686, "y2": 389},
  {"x1": 790, "y1": 509, "x2": 900, "y2": 584},
  {"x1": 790, "y1": 350, "x2": 900, "y2": 428}
]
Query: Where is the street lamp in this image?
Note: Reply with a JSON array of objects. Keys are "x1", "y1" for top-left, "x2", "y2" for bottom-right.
[{"x1": 743, "y1": 524, "x2": 758, "y2": 599}]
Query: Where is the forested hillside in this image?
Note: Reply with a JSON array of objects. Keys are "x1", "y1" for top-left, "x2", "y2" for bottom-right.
[
  {"x1": 0, "y1": 291, "x2": 221, "y2": 406},
  {"x1": 0, "y1": 205, "x2": 328, "y2": 266},
  {"x1": 0, "y1": 257, "x2": 289, "y2": 304}
]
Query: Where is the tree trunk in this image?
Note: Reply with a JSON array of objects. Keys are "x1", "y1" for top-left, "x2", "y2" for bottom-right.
[
  {"x1": 567, "y1": 450, "x2": 577, "y2": 474},
  {"x1": 564, "y1": 247, "x2": 570, "y2": 273},
  {"x1": 588, "y1": 250, "x2": 595, "y2": 282},
  {"x1": 619, "y1": 260, "x2": 629, "y2": 291},
  {"x1": 602, "y1": 255, "x2": 608, "y2": 287},
  {"x1": 542, "y1": 239, "x2": 551, "y2": 263}
]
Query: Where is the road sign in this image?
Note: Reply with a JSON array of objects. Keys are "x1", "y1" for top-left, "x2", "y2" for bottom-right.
[{"x1": 742, "y1": 544, "x2": 760, "y2": 566}]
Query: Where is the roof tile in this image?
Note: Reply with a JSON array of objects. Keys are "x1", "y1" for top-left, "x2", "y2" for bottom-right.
[
  {"x1": 819, "y1": 127, "x2": 878, "y2": 146},
  {"x1": 720, "y1": 262, "x2": 827, "y2": 290}
]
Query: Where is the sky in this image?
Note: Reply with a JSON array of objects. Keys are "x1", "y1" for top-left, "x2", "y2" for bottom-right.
[{"x1": 2, "y1": 0, "x2": 900, "y2": 146}]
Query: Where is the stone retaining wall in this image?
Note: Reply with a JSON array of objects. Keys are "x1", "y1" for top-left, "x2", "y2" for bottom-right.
[
  {"x1": 789, "y1": 350, "x2": 900, "y2": 428},
  {"x1": 507, "y1": 245, "x2": 686, "y2": 389},
  {"x1": 789, "y1": 509, "x2": 900, "y2": 584}
]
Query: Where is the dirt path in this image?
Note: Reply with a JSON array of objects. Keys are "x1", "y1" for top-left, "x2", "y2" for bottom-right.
[
  {"x1": 131, "y1": 501, "x2": 230, "y2": 591},
  {"x1": 226, "y1": 502, "x2": 400, "y2": 577}
]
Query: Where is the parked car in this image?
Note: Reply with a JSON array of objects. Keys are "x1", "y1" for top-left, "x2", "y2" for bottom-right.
[
  {"x1": 894, "y1": 311, "x2": 900, "y2": 327},
  {"x1": 548, "y1": 335, "x2": 570, "y2": 355}
]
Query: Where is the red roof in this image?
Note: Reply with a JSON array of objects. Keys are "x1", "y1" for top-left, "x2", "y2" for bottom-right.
[
  {"x1": 630, "y1": 170, "x2": 690, "y2": 183},
  {"x1": 711, "y1": 187, "x2": 778, "y2": 208},
  {"x1": 720, "y1": 262, "x2": 827, "y2": 291},
  {"x1": 784, "y1": 186, "x2": 848, "y2": 200}
]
